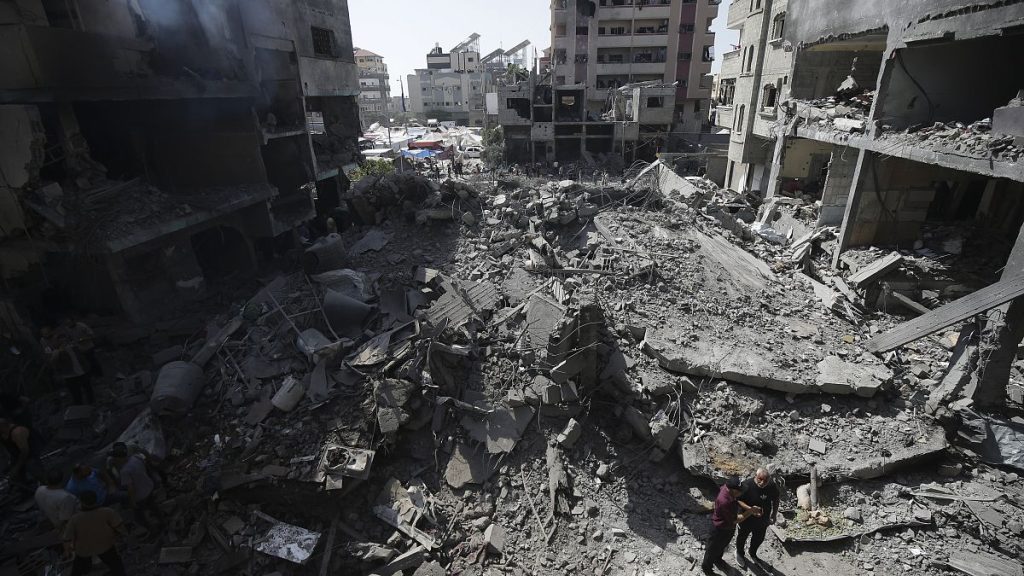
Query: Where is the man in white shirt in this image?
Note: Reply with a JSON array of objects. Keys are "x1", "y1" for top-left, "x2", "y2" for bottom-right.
[
  {"x1": 35, "y1": 468, "x2": 80, "y2": 532},
  {"x1": 108, "y1": 443, "x2": 159, "y2": 531}
]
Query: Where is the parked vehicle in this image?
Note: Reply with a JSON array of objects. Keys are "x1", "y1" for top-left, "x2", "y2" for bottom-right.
[{"x1": 462, "y1": 146, "x2": 483, "y2": 158}]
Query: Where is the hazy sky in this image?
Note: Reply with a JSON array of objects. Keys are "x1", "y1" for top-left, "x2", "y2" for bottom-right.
[{"x1": 349, "y1": 0, "x2": 740, "y2": 99}]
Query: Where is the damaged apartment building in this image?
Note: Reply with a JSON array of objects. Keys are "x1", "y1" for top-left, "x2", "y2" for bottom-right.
[
  {"x1": 0, "y1": 0, "x2": 362, "y2": 325},
  {"x1": 717, "y1": 0, "x2": 1024, "y2": 405},
  {"x1": 498, "y1": 0, "x2": 719, "y2": 163}
]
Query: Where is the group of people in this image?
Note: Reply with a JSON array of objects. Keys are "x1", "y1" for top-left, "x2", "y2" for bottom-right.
[
  {"x1": 702, "y1": 467, "x2": 781, "y2": 575},
  {"x1": 31, "y1": 443, "x2": 161, "y2": 575}
]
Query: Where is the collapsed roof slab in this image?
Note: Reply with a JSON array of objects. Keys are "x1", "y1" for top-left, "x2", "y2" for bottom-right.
[
  {"x1": 675, "y1": 397, "x2": 946, "y2": 477},
  {"x1": 643, "y1": 327, "x2": 892, "y2": 397}
]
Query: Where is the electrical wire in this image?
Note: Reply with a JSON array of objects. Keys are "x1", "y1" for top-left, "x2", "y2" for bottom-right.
[{"x1": 895, "y1": 50, "x2": 934, "y2": 125}]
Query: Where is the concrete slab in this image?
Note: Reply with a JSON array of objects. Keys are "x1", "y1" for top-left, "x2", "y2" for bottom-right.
[{"x1": 644, "y1": 328, "x2": 891, "y2": 397}]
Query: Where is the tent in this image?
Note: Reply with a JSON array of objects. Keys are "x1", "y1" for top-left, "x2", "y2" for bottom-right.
[{"x1": 400, "y1": 149, "x2": 436, "y2": 159}]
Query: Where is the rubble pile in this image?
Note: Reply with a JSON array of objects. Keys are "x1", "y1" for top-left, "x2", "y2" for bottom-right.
[
  {"x1": 877, "y1": 119, "x2": 1024, "y2": 163},
  {"x1": 6, "y1": 166, "x2": 1024, "y2": 576},
  {"x1": 789, "y1": 90, "x2": 875, "y2": 135}
]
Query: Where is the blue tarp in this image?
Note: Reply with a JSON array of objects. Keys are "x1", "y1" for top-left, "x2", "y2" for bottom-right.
[{"x1": 401, "y1": 149, "x2": 436, "y2": 159}]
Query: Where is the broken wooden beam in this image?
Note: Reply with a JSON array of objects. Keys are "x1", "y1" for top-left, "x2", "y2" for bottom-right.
[
  {"x1": 887, "y1": 290, "x2": 931, "y2": 316},
  {"x1": 847, "y1": 251, "x2": 902, "y2": 287},
  {"x1": 865, "y1": 274, "x2": 1024, "y2": 353}
]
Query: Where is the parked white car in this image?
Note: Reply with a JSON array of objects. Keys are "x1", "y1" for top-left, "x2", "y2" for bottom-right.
[{"x1": 461, "y1": 146, "x2": 483, "y2": 158}]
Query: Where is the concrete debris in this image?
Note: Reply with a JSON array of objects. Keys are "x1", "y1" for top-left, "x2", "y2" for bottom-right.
[{"x1": 6, "y1": 148, "x2": 1021, "y2": 576}]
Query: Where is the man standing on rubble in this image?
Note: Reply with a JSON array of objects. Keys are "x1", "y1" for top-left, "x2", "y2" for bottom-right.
[
  {"x1": 63, "y1": 490, "x2": 127, "y2": 576},
  {"x1": 735, "y1": 467, "x2": 780, "y2": 567},
  {"x1": 702, "y1": 476, "x2": 760, "y2": 575},
  {"x1": 107, "y1": 442, "x2": 161, "y2": 531}
]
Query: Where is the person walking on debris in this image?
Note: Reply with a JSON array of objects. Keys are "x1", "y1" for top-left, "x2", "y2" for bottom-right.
[
  {"x1": 36, "y1": 468, "x2": 81, "y2": 533},
  {"x1": 107, "y1": 442, "x2": 161, "y2": 531},
  {"x1": 1, "y1": 417, "x2": 44, "y2": 488},
  {"x1": 735, "y1": 467, "x2": 780, "y2": 568},
  {"x1": 702, "y1": 476, "x2": 761, "y2": 575},
  {"x1": 63, "y1": 490, "x2": 127, "y2": 576},
  {"x1": 40, "y1": 325, "x2": 93, "y2": 405}
]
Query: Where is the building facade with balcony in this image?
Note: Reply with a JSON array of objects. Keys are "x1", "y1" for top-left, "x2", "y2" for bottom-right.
[
  {"x1": 551, "y1": 0, "x2": 719, "y2": 132},
  {"x1": 355, "y1": 48, "x2": 391, "y2": 125},
  {"x1": 498, "y1": 0, "x2": 720, "y2": 164},
  {"x1": 714, "y1": 0, "x2": 791, "y2": 193}
]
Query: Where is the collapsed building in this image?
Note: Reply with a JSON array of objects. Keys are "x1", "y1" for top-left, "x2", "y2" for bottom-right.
[
  {"x1": 2, "y1": 1, "x2": 1024, "y2": 576},
  {"x1": 0, "y1": 0, "x2": 362, "y2": 325}
]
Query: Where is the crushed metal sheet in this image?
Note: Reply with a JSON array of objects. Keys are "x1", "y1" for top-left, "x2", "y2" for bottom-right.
[
  {"x1": 316, "y1": 443, "x2": 375, "y2": 490},
  {"x1": 947, "y1": 550, "x2": 1023, "y2": 576},
  {"x1": 424, "y1": 276, "x2": 500, "y2": 327},
  {"x1": 254, "y1": 517, "x2": 321, "y2": 565}
]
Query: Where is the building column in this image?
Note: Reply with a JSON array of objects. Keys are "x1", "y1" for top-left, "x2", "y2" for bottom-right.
[
  {"x1": 830, "y1": 148, "x2": 868, "y2": 269},
  {"x1": 972, "y1": 220, "x2": 1024, "y2": 408}
]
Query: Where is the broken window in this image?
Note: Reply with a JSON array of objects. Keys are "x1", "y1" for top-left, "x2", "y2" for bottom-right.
[
  {"x1": 647, "y1": 96, "x2": 664, "y2": 108},
  {"x1": 702, "y1": 45, "x2": 714, "y2": 62},
  {"x1": 772, "y1": 12, "x2": 786, "y2": 40},
  {"x1": 762, "y1": 83, "x2": 778, "y2": 109},
  {"x1": 576, "y1": 26, "x2": 589, "y2": 36},
  {"x1": 735, "y1": 104, "x2": 745, "y2": 133},
  {"x1": 680, "y1": 23, "x2": 695, "y2": 33},
  {"x1": 506, "y1": 98, "x2": 531, "y2": 119},
  {"x1": 311, "y1": 27, "x2": 335, "y2": 57}
]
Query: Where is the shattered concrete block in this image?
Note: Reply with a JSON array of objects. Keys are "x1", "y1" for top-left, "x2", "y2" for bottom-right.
[
  {"x1": 483, "y1": 523, "x2": 506, "y2": 554},
  {"x1": 808, "y1": 438, "x2": 828, "y2": 455},
  {"x1": 622, "y1": 406, "x2": 652, "y2": 439},
  {"x1": 843, "y1": 507, "x2": 863, "y2": 523},
  {"x1": 542, "y1": 383, "x2": 562, "y2": 405},
  {"x1": 652, "y1": 423, "x2": 679, "y2": 452},
  {"x1": 815, "y1": 356, "x2": 890, "y2": 398},
  {"x1": 557, "y1": 418, "x2": 583, "y2": 448},
  {"x1": 506, "y1": 389, "x2": 526, "y2": 407}
]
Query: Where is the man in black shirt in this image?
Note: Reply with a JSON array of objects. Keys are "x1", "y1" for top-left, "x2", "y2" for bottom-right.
[{"x1": 735, "y1": 467, "x2": 780, "y2": 567}]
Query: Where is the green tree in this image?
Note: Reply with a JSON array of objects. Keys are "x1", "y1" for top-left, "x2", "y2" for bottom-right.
[
  {"x1": 348, "y1": 158, "x2": 395, "y2": 181},
  {"x1": 481, "y1": 125, "x2": 505, "y2": 168}
]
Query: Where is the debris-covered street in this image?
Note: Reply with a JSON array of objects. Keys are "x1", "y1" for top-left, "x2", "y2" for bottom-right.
[{"x1": 2, "y1": 1, "x2": 1024, "y2": 576}]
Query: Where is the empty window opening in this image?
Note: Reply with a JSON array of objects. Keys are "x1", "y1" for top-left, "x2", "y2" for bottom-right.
[{"x1": 311, "y1": 27, "x2": 335, "y2": 57}]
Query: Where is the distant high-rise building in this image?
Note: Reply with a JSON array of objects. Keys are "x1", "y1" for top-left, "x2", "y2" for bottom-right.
[
  {"x1": 354, "y1": 48, "x2": 391, "y2": 125},
  {"x1": 497, "y1": 0, "x2": 720, "y2": 163},
  {"x1": 551, "y1": 0, "x2": 718, "y2": 131}
]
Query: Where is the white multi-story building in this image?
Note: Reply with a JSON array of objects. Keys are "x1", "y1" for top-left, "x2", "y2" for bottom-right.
[
  {"x1": 355, "y1": 48, "x2": 391, "y2": 125},
  {"x1": 407, "y1": 36, "x2": 490, "y2": 127},
  {"x1": 714, "y1": 0, "x2": 791, "y2": 193}
]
